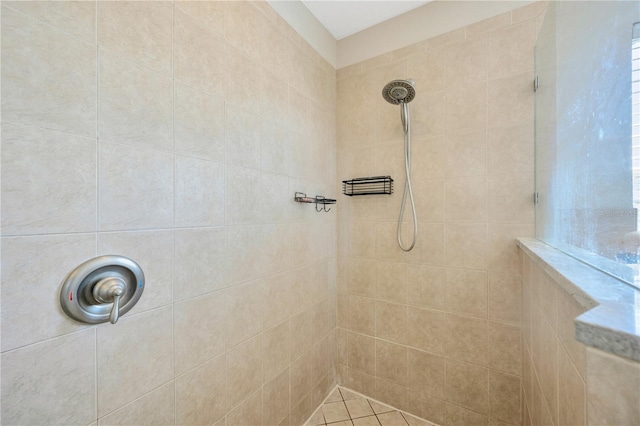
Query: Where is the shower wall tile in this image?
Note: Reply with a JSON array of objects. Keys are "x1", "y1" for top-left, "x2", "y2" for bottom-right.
[
  {"x1": 173, "y1": 9, "x2": 227, "y2": 98},
  {"x1": 2, "y1": 1, "x2": 337, "y2": 425},
  {"x1": 0, "y1": 329, "x2": 96, "y2": 426},
  {"x1": 98, "y1": 52, "x2": 173, "y2": 151},
  {"x1": 98, "y1": 1, "x2": 173, "y2": 76},
  {"x1": 1, "y1": 122, "x2": 97, "y2": 236},
  {"x1": 174, "y1": 227, "x2": 227, "y2": 301},
  {"x1": 1, "y1": 234, "x2": 96, "y2": 351},
  {"x1": 174, "y1": 291, "x2": 226, "y2": 376},
  {"x1": 175, "y1": 155, "x2": 225, "y2": 227},
  {"x1": 97, "y1": 381, "x2": 175, "y2": 426},
  {"x1": 98, "y1": 142, "x2": 174, "y2": 231},
  {"x1": 97, "y1": 306, "x2": 174, "y2": 417},
  {"x1": 175, "y1": 354, "x2": 226, "y2": 426},
  {"x1": 3, "y1": 0, "x2": 96, "y2": 42},
  {"x1": 1, "y1": 6, "x2": 97, "y2": 137},
  {"x1": 337, "y1": 6, "x2": 538, "y2": 425},
  {"x1": 174, "y1": 82, "x2": 226, "y2": 162},
  {"x1": 97, "y1": 230, "x2": 173, "y2": 315}
]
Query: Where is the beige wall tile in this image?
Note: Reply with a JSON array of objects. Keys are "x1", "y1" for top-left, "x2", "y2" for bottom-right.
[
  {"x1": 407, "y1": 265, "x2": 445, "y2": 310},
  {"x1": 226, "y1": 335, "x2": 263, "y2": 410},
  {"x1": 376, "y1": 261, "x2": 408, "y2": 304},
  {"x1": 1, "y1": 329, "x2": 96, "y2": 426},
  {"x1": 174, "y1": 9, "x2": 226, "y2": 98},
  {"x1": 558, "y1": 344, "x2": 585, "y2": 426},
  {"x1": 98, "y1": 230, "x2": 173, "y2": 315},
  {"x1": 445, "y1": 224, "x2": 486, "y2": 270},
  {"x1": 1, "y1": 234, "x2": 95, "y2": 351},
  {"x1": 407, "y1": 348, "x2": 445, "y2": 399},
  {"x1": 226, "y1": 225, "x2": 263, "y2": 286},
  {"x1": 487, "y1": 20, "x2": 536, "y2": 79},
  {"x1": 262, "y1": 272, "x2": 292, "y2": 329},
  {"x1": 99, "y1": 52, "x2": 172, "y2": 151},
  {"x1": 261, "y1": 117, "x2": 290, "y2": 175},
  {"x1": 445, "y1": 177, "x2": 487, "y2": 223},
  {"x1": 486, "y1": 224, "x2": 534, "y2": 275},
  {"x1": 487, "y1": 125, "x2": 534, "y2": 176},
  {"x1": 488, "y1": 73, "x2": 534, "y2": 128},
  {"x1": 375, "y1": 301, "x2": 408, "y2": 344},
  {"x1": 445, "y1": 130, "x2": 487, "y2": 178},
  {"x1": 226, "y1": 166, "x2": 263, "y2": 225},
  {"x1": 350, "y1": 258, "x2": 378, "y2": 298},
  {"x1": 466, "y1": 12, "x2": 511, "y2": 37},
  {"x1": 1, "y1": 123, "x2": 96, "y2": 235},
  {"x1": 446, "y1": 314, "x2": 488, "y2": 366},
  {"x1": 349, "y1": 368, "x2": 377, "y2": 397},
  {"x1": 98, "y1": 382, "x2": 174, "y2": 426},
  {"x1": 264, "y1": 368, "x2": 291, "y2": 426},
  {"x1": 3, "y1": 1, "x2": 96, "y2": 41},
  {"x1": 488, "y1": 273, "x2": 521, "y2": 324},
  {"x1": 174, "y1": 82, "x2": 225, "y2": 162},
  {"x1": 445, "y1": 82, "x2": 487, "y2": 133},
  {"x1": 175, "y1": 155, "x2": 225, "y2": 227},
  {"x1": 262, "y1": 321, "x2": 291, "y2": 384},
  {"x1": 406, "y1": 390, "x2": 445, "y2": 425},
  {"x1": 348, "y1": 332, "x2": 376, "y2": 376},
  {"x1": 225, "y1": 105, "x2": 261, "y2": 169},
  {"x1": 224, "y1": 1, "x2": 268, "y2": 61},
  {"x1": 174, "y1": 227, "x2": 226, "y2": 301},
  {"x1": 487, "y1": 173, "x2": 534, "y2": 224},
  {"x1": 174, "y1": 291, "x2": 226, "y2": 376},
  {"x1": 98, "y1": 1, "x2": 172, "y2": 76},
  {"x1": 175, "y1": 354, "x2": 226, "y2": 426},
  {"x1": 444, "y1": 37, "x2": 487, "y2": 86},
  {"x1": 445, "y1": 269, "x2": 488, "y2": 318},
  {"x1": 227, "y1": 388, "x2": 262, "y2": 426},
  {"x1": 99, "y1": 142, "x2": 173, "y2": 231},
  {"x1": 414, "y1": 179, "x2": 445, "y2": 223},
  {"x1": 536, "y1": 311, "x2": 558, "y2": 426},
  {"x1": 349, "y1": 296, "x2": 376, "y2": 336},
  {"x1": 375, "y1": 378, "x2": 408, "y2": 412},
  {"x1": 488, "y1": 322, "x2": 521, "y2": 376},
  {"x1": 407, "y1": 48, "x2": 445, "y2": 94},
  {"x1": 226, "y1": 280, "x2": 265, "y2": 349},
  {"x1": 445, "y1": 359, "x2": 489, "y2": 415},
  {"x1": 412, "y1": 135, "x2": 446, "y2": 180},
  {"x1": 587, "y1": 348, "x2": 640, "y2": 426},
  {"x1": 557, "y1": 288, "x2": 587, "y2": 379},
  {"x1": 262, "y1": 173, "x2": 292, "y2": 224},
  {"x1": 407, "y1": 307, "x2": 447, "y2": 355},
  {"x1": 2, "y1": 7, "x2": 97, "y2": 136},
  {"x1": 376, "y1": 340, "x2": 408, "y2": 386},
  {"x1": 97, "y1": 307, "x2": 173, "y2": 417},
  {"x1": 224, "y1": 46, "x2": 263, "y2": 114},
  {"x1": 489, "y1": 371, "x2": 521, "y2": 424},
  {"x1": 445, "y1": 402, "x2": 489, "y2": 426}
]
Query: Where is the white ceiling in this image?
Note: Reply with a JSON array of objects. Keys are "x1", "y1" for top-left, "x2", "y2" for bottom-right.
[{"x1": 301, "y1": 0, "x2": 432, "y2": 40}]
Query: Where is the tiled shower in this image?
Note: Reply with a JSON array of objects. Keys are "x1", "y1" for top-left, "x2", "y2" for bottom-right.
[{"x1": 1, "y1": 1, "x2": 638, "y2": 426}]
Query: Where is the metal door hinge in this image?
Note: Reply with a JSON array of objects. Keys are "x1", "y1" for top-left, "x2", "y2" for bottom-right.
[
  {"x1": 534, "y1": 76, "x2": 539, "y2": 92},
  {"x1": 534, "y1": 192, "x2": 539, "y2": 205}
]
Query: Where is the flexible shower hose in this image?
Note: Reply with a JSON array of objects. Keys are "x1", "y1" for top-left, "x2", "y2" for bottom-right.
[{"x1": 398, "y1": 102, "x2": 418, "y2": 252}]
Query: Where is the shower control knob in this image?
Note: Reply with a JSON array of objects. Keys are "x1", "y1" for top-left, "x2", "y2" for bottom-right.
[
  {"x1": 59, "y1": 255, "x2": 144, "y2": 325},
  {"x1": 92, "y1": 277, "x2": 126, "y2": 324}
]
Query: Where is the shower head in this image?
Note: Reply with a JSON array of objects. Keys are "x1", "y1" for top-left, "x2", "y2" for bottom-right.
[{"x1": 382, "y1": 79, "x2": 416, "y2": 105}]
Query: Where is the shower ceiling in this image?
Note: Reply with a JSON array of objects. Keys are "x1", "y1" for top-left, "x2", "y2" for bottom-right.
[{"x1": 301, "y1": 0, "x2": 431, "y2": 40}]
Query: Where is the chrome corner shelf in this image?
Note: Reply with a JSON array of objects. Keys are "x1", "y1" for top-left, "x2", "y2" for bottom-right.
[
  {"x1": 294, "y1": 192, "x2": 336, "y2": 212},
  {"x1": 342, "y1": 176, "x2": 394, "y2": 196}
]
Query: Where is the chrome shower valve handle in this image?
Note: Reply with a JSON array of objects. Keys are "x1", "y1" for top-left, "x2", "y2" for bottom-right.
[
  {"x1": 92, "y1": 277, "x2": 126, "y2": 324},
  {"x1": 59, "y1": 255, "x2": 145, "y2": 325}
]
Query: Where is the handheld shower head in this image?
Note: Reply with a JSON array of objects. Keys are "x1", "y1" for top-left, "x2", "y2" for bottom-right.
[{"x1": 382, "y1": 79, "x2": 416, "y2": 105}]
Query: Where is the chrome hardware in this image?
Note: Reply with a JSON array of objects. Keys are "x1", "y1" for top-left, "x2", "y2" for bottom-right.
[
  {"x1": 534, "y1": 76, "x2": 539, "y2": 92},
  {"x1": 60, "y1": 255, "x2": 144, "y2": 324}
]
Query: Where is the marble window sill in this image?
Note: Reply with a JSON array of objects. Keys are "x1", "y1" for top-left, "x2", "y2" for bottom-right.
[{"x1": 517, "y1": 238, "x2": 640, "y2": 362}]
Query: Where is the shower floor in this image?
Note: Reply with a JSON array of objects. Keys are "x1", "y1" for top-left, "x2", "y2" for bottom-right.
[{"x1": 304, "y1": 386, "x2": 436, "y2": 426}]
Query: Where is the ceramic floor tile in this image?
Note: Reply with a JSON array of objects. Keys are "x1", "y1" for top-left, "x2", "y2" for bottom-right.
[
  {"x1": 345, "y1": 398, "x2": 374, "y2": 419},
  {"x1": 377, "y1": 411, "x2": 409, "y2": 426},
  {"x1": 353, "y1": 415, "x2": 382, "y2": 426},
  {"x1": 340, "y1": 388, "x2": 360, "y2": 401},
  {"x1": 323, "y1": 401, "x2": 350, "y2": 424},
  {"x1": 368, "y1": 400, "x2": 395, "y2": 415},
  {"x1": 327, "y1": 388, "x2": 344, "y2": 403},
  {"x1": 328, "y1": 421, "x2": 354, "y2": 426}
]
